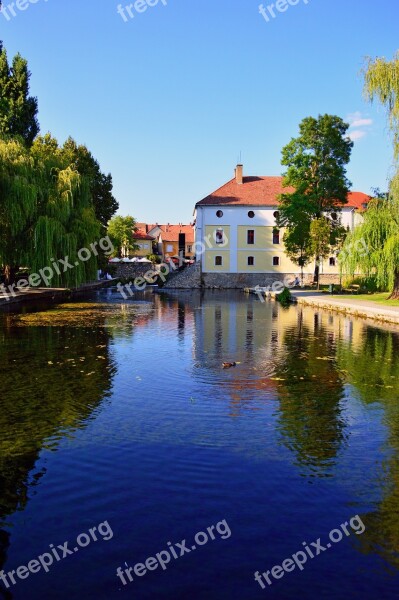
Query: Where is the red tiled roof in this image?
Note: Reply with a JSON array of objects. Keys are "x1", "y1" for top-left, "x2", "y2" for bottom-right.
[
  {"x1": 134, "y1": 229, "x2": 155, "y2": 241},
  {"x1": 346, "y1": 191, "x2": 371, "y2": 210},
  {"x1": 196, "y1": 176, "x2": 370, "y2": 209},
  {"x1": 158, "y1": 225, "x2": 195, "y2": 243}
]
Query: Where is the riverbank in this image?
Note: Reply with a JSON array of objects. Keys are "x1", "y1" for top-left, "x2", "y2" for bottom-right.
[
  {"x1": 243, "y1": 287, "x2": 399, "y2": 326},
  {"x1": 0, "y1": 279, "x2": 116, "y2": 308}
]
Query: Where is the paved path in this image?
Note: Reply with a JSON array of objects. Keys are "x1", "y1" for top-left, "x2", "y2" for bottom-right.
[
  {"x1": 0, "y1": 280, "x2": 116, "y2": 307},
  {"x1": 291, "y1": 290, "x2": 399, "y2": 325}
]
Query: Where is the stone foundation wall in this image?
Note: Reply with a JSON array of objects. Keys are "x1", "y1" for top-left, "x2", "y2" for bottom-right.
[
  {"x1": 112, "y1": 263, "x2": 156, "y2": 279},
  {"x1": 201, "y1": 272, "x2": 341, "y2": 289},
  {"x1": 164, "y1": 263, "x2": 202, "y2": 289}
]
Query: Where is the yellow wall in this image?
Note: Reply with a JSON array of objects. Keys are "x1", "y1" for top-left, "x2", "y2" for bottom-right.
[
  {"x1": 205, "y1": 225, "x2": 231, "y2": 249},
  {"x1": 205, "y1": 251, "x2": 230, "y2": 272},
  {"x1": 134, "y1": 241, "x2": 152, "y2": 257},
  {"x1": 237, "y1": 251, "x2": 296, "y2": 273},
  {"x1": 237, "y1": 226, "x2": 275, "y2": 248}
]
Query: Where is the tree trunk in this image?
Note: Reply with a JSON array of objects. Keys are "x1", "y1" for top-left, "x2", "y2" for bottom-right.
[
  {"x1": 313, "y1": 256, "x2": 320, "y2": 288},
  {"x1": 3, "y1": 265, "x2": 18, "y2": 286},
  {"x1": 389, "y1": 270, "x2": 399, "y2": 300}
]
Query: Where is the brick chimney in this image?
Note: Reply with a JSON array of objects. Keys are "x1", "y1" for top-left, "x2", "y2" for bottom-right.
[{"x1": 235, "y1": 164, "x2": 243, "y2": 185}]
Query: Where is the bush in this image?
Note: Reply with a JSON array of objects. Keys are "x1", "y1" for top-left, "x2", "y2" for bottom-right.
[
  {"x1": 147, "y1": 254, "x2": 162, "y2": 264},
  {"x1": 276, "y1": 286, "x2": 293, "y2": 307}
]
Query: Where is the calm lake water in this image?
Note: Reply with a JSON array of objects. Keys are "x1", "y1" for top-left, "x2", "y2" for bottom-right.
[{"x1": 1, "y1": 289, "x2": 399, "y2": 599}]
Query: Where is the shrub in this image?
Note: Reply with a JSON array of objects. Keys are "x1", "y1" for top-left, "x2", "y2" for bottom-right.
[{"x1": 276, "y1": 286, "x2": 293, "y2": 307}]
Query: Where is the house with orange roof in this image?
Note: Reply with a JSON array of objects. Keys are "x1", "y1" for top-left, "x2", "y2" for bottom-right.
[
  {"x1": 133, "y1": 223, "x2": 156, "y2": 258},
  {"x1": 194, "y1": 164, "x2": 370, "y2": 281},
  {"x1": 147, "y1": 224, "x2": 195, "y2": 259}
]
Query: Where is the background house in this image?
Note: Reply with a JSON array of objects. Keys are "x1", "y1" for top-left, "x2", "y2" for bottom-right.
[
  {"x1": 147, "y1": 224, "x2": 195, "y2": 259},
  {"x1": 133, "y1": 224, "x2": 156, "y2": 258}
]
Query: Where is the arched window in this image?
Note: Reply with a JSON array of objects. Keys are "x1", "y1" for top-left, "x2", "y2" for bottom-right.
[{"x1": 216, "y1": 210, "x2": 223, "y2": 218}]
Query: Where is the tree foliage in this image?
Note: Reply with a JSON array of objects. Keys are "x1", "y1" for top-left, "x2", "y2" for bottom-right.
[
  {"x1": 342, "y1": 52, "x2": 399, "y2": 298},
  {"x1": 0, "y1": 135, "x2": 102, "y2": 286},
  {"x1": 107, "y1": 215, "x2": 138, "y2": 257},
  {"x1": 62, "y1": 137, "x2": 118, "y2": 228},
  {"x1": 0, "y1": 42, "x2": 39, "y2": 146},
  {"x1": 278, "y1": 114, "x2": 353, "y2": 282}
]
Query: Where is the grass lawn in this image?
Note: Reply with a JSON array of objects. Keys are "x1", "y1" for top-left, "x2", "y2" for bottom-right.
[{"x1": 340, "y1": 293, "x2": 399, "y2": 307}]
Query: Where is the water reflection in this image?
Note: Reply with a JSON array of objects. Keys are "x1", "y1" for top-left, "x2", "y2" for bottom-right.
[
  {"x1": 0, "y1": 314, "x2": 117, "y2": 529},
  {"x1": 1, "y1": 290, "x2": 399, "y2": 598}
]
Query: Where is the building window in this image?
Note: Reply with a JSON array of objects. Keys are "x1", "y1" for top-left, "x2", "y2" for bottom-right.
[
  {"x1": 273, "y1": 211, "x2": 280, "y2": 220},
  {"x1": 187, "y1": 245, "x2": 192, "y2": 253},
  {"x1": 248, "y1": 256, "x2": 255, "y2": 266},
  {"x1": 248, "y1": 211, "x2": 255, "y2": 218},
  {"x1": 215, "y1": 229, "x2": 224, "y2": 244},
  {"x1": 331, "y1": 212, "x2": 338, "y2": 221},
  {"x1": 166, "y1": 244, "x2": 173, "y2": 252},
  {"x1": 273, "y1": 257, "x2": 280, "y2": 266},
  {"x1": 216, "y1": 210, "x2": 223, "y2": 218},
  {"x1": 143, "y1": 244, "x2": 149, "y2": 249},
  {"x1": 273, "y1": 230, "x2": 280, "y2": 244},
  {"x1": 215, "y1": 256, "x2": 223, "y2": 266},
  {"x1": 247, "y1": 230, "x2": 255, "y2": 244},
  {"x1": 329, "y1": 257, "x2": 336, "y2": 267}
]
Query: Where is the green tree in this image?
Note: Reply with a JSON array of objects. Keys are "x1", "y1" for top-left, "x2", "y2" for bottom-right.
[
  {"x1": 0, "y1": 137, "x2": 37, "y2": 284},
  {"x1": 278, "y1": 115, "x2": 353, "y2": 284},
  {"x1": 107, "y1": 215, "x2": 138, "y2": 257},
  {"x1": 283, "y1": 217, "x2": 313, "y2": 284},
  {"x1": 341, "y1": 53, "x2": 399, "y2": 298},
  {"x1": 62, "y1": 137, "x2": 118, "y2": 228},
  {"x1": 0, "y1": 42, "x2": 39, "y2": 146}
]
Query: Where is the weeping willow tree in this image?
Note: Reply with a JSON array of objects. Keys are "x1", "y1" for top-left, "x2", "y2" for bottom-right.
[
  {"x1": 341, "y1": 53, "x2": 399, "y2": 299},
  {"x1": 29, "y1": 134, "x2": 101, "y2": 287},
  {"x1": 0, "y1": 137, "x2": 37, "y2": 284},
  {"x1": 340, "y1": 178, "x2": 399, "y2": 298}
]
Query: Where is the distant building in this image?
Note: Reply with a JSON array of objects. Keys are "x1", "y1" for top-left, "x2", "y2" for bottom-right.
[
  {"x1": 194, "y1": 164, "x2": 370, "y2": 279},
  {"x1": 147, "y1": 224, "x2": 195, "y2": 259},
  {"x1": 133, "y1": 224, "x2": 156, "y2": 257}
]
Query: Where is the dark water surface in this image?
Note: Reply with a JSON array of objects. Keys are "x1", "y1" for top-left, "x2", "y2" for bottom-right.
[{"x1": 1, "y1": 289, "x2": 399, "y2": 599}]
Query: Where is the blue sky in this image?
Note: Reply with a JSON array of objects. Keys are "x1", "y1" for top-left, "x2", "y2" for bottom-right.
[{"x1": 1, "y1": 0, "x2": 398, "y2": 223}]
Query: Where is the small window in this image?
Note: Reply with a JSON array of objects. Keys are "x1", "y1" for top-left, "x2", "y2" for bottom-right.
[
  {"x1": 216, "y1": 210, "x2": 223, "y2": 218},
  {"x1": 248, "y1": 256, "x2": 255, "y2": 266},
  {"x1": 248, "y1": 211, "x2": 255, "y2": 218},
  {"x1": 273, "y1": 211, "x2": 280, "y2": 220},
  {"x1": 247, "y1": 230, "x2": 255, "y2": 244},
  {"x1": 273, "y1": 231, "x2": 280, "y2": 244},
  {"x1": 166, "y1": 244, "x2": 173, "y2": 252},
  {"x1": 215, "y1": 256, "x2": 223, "y2": 266},
  {"x1": 273, "y1": 257, "x2": 280, "y2": 266},
  {"x1": 215, "y1": 229, "x2": 224, "y2": 244},
  {"x1": 329, "y1": 257, "x2": 336, "y2": 267},
  {"x1": 187, "y1": 245, "x2": 192, "y2": 253},
  {"x1": 331, "y1": 212, "x2": 338, "y2": 221}
]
